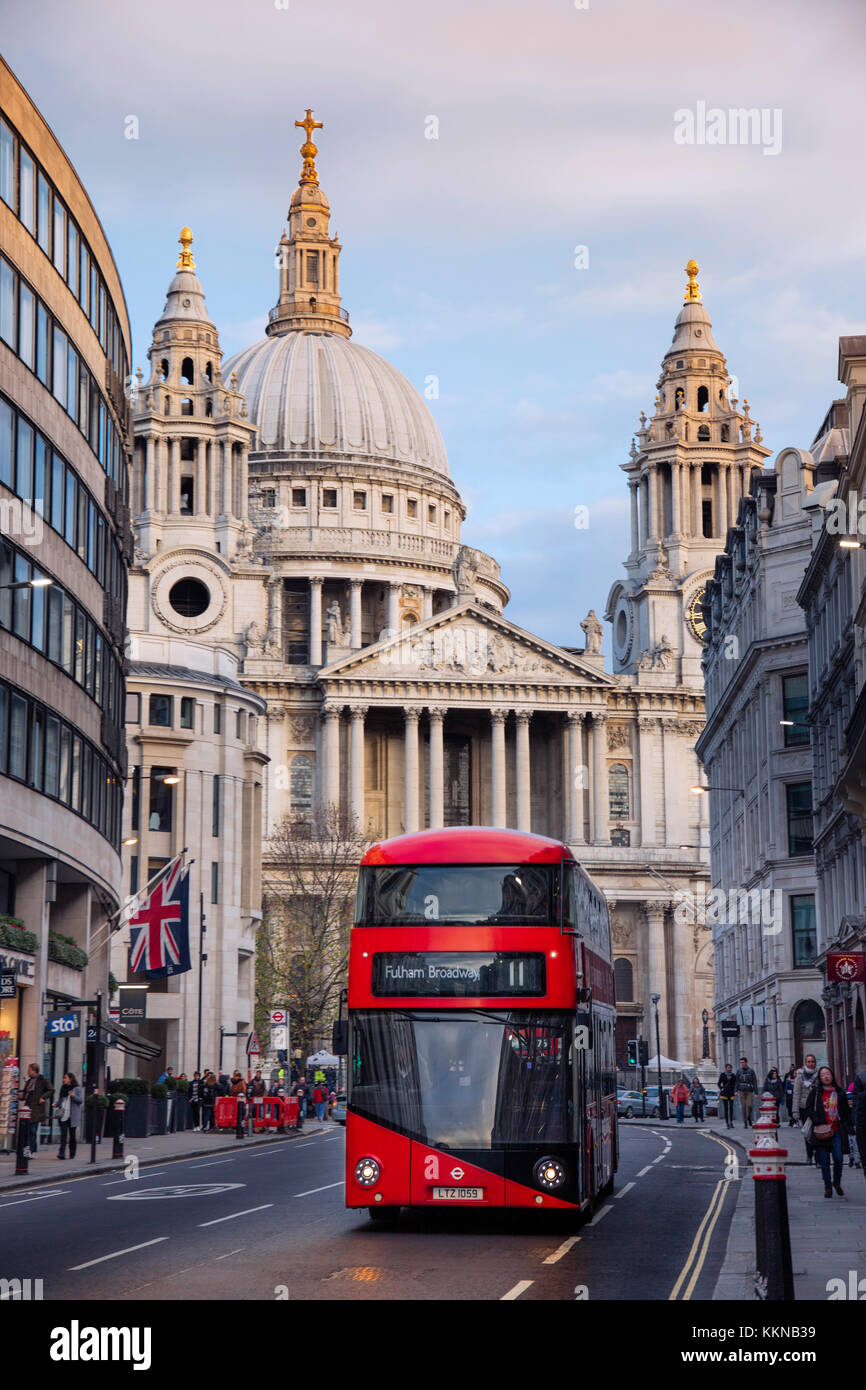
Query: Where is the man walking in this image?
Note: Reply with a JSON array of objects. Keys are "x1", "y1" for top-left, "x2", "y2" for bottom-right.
[
  {"x1": 21, "y1": 1063, "x2": 52, "y2": 1157},
  {"x1": 718, "y1": 1063, "x2": 737, "y2": 1129},
  {"x1": 735, "y1": 1056, "x2": 758, "y2": 1128},
  {"x1": 793, "y1": 1053, "x2": 820, "y2": 1165},
  {"x1": 852, "y1": 1064, "x2": 866, "y2": 1182}
]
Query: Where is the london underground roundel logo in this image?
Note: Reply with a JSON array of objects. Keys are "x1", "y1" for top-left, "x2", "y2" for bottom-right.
[{"x1": 450, "y1": 1166, "x2": 465, "y2": 1181}]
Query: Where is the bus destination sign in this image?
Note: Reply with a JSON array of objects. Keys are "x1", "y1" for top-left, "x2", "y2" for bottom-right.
[{"x1": 371, "y1": 952, "x2": 546, "y2": 997}]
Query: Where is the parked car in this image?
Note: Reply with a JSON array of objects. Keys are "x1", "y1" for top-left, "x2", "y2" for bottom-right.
[
  {"x1": 702, "y1": 1086, "x2": 720, "y2": 1116},
  {"x1": 331, "y1": 1092, "x2": 347, "y2": 1125},
  {"x1": 616, "y1": 1090, "x2": 645, "y2": 1118},
  {"x1": 641, "y1": 1086, "x2": 663, "y2": 1118}
]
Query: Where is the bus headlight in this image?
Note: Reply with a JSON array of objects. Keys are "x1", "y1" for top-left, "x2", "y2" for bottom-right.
[
  {"x1": 534, "y1": 1156, "x2": 566, "y2": 1190},
  {"x1": 355, "y1": 1157, "x2": 381, "y2": 1188}
]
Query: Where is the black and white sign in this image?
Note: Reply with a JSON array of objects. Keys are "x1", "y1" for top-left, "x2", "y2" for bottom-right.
[
  {"x1": 45, "y1": 1011, "x2": 81, "y2": 1039},
  {"x1": 119, "y1": 989, "x2": 148, "y2": 1024},
  {"x1": 720, "y1": 1018, "x2": 741, "y2": 1038},
  {"x1": 372, "y1": 952, "x2": 546, "y2": 997},
  {"x1": 0, "y1": 971, "x2": 16, "y2": 999}
]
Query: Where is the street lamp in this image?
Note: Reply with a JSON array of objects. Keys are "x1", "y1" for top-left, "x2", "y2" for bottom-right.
[
  {"x1": 690, "y1": 784, "x2": 744, "y2": 797},
  {"x1": 0, "y1": 577, "x2": 53, "y2": 591},
  {"x1": 702, "y1": 1007, "x2": 710, "y2": 1061},
  {"x1": 651, "y1": 993, "x2": 667, "y2": 1119}
]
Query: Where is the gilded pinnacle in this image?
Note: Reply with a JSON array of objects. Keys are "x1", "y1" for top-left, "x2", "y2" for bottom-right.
[
  {"x1": 296, "y1": 108, "x2": 323, "y2": 185},
  {"x1": 177, "y1": 226, "x2": 195, "y2": 270},
  {"x1": 684, "y1": 258, "x2": 701, "y2": 302}
]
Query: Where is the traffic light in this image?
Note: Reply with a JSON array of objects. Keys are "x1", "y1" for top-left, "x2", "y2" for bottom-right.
[
  {"x1": 626, "y1": 1039, "x2": 637, "y2": 1067},
  {"x1": 638, "y1": 1038, "x2": 649, "y2": 1067}
]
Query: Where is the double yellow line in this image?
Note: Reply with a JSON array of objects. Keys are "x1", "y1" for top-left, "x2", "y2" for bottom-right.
[{"x1": 669, "y1": 1132, "x2": 739, "y2": 1301}]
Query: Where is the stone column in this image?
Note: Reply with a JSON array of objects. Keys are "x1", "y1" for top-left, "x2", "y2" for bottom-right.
[
  {"x1": 349, "y1": 579, "x2": 363, "y2": 649},
  {"x1": 387, "y1": 582, "x2": 400, "y2": 634},
  {"x1": 422, "y1": 586, "x2": 434, "y2": 621},
  {"x1": 628, "y1": 479, "x2": 640, "y2": 554},
  {"x1": 322, "y1": 703, "x2": 341, "y2": 810},
  {"x1": 171, "y1": 437, "x2": 181, "y2": 514},
  {"x1": 692, "y1": 463, "x2": 702, "y2": 536},
  {"x1": 567, "y1": 711, "x2": 586, "y2": 844},
  {"x1": 309, "y1": 577, "x2": 324, "y2": 666},
  {"x1": 490, "y1": 709, "x2": 507, "y2": 827},
  {"x1": 560, "y1": 714, "x2": 571, "y2": 843},
  {"x1": 195, "y1": 438, "x2": 207, "y2": 516},
  {"x1": 638, "y1": 716, "x2": 657, "y2": 847},
  {"x1": 591, "y1": 711, "x2": 609, "y2": 844},
  {"x1": 515, "y1": 710, "x2": 531, "y2": 832},
  {"x1": 671, "y1": 461, "x2": 681, "y2": 535},
  {"x1": 267, "y1": 578, "x2": 283, "y2": 656},
  {"x1": 403, "y1": 707, "x2": 420, "y2": 833},
  {"x1": 349, "y1": 705, "x2": 367, "y2": 829},
  {"x1": 144, "y1": 436, "x2": 155, "y2": 511},
  {"x1": 674, "y1": 908, "x2": 694, "y2": 1063},
  {"x1": 646, "y1": 903, "x2": 669, "y2": 1057},
  {"x1": 222, "y1": 439, "x2": 233, "y2": 517},
  {"x1": 647, "y1": 469, "x2": 658, "y2": 539},
  {"x1": 640, "y1": 476, "x2": 649, "y2": 546},
  {"x1": 428, "y1": 706, "x2": 445, "y2": 828},
  {"x1": 662, "y1": 720, "x2": 680, "y2": 847},
  {"x1": 717, "y1": 467, "x2": 727, "y2": 538}
]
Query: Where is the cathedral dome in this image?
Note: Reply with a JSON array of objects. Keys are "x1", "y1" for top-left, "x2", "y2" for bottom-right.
[{"x1": 223, "y1": 330, "x2": 450, "y2": 476}]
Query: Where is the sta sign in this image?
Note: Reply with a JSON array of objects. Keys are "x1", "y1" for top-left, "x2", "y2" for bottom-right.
[{"x1": 45, "y1": 1012, "x2": 80, "y2": 1039}]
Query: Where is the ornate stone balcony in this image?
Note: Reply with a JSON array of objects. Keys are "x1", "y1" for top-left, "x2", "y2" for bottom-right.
[{"x1": 252, "y1": 523, "x2": 502, "y2": 582}]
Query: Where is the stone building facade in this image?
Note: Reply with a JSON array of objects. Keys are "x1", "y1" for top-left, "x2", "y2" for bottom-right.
[{"x1": 0, "y1": 58, "x2": 133, "y2": 1107}]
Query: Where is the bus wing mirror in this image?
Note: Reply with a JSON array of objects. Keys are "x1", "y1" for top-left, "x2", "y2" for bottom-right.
[{"x1": 332, "y1": 1019, "x2": 349, "y2": 1056}]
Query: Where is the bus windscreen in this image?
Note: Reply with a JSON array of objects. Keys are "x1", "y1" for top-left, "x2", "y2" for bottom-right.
[{"x1": 355, "y1": 864, "x2": 559, "y2": 926}]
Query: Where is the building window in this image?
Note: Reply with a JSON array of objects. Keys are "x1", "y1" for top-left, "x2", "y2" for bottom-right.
[
  {"x1": 407, "y1": 498, "x2": 418, "y2": 518},
  {"x1": 782, "y1": 674, "x2": 809, "y2": 747},
  {"x1": 322, "y1": 488, "x2": 337, "y2": 509},
  {"x1": 292, "y1": 487, "x2": 306, "y2": 507},
  {"x1": 180, "y1": 476, "x2": 194, "y2": 513},
  {"x1": 212, "y1": 774, "x2": 221, "y2": 837},
  {"x1": 290, "y1": 753, "x2": 313, "y2": 816},
  {"x1": 697, "y1": 385, "x2": 709, "y2": 413},
  {"x1": 697, "y1": 425, "x2": 710, "y2": 442},
  {"x1": 261, "y1": 488, "x2": 275, "y2": 508},
  {"x1": 702, "y1": 499, "x2": 713, "y2": 537},
  {"x1": 444, "y1": 510, "x2": 450, "y2": 531},
  {"x1": 353, "y1": 490, "x2": 366, "y2": 510},
  {"x1": 786, "y1": 782, "x2": 813, "y2": 856},
  {"x1": 180, "y1": 697, "x2": 194, "y2": 730},
  {"x1": 213, "y1": 703, "x2": 221, "y2": 734},
  {"x1": 148, "y1": 767, "x2": 174, "y2": 832},
  {"x1": 791, "y1": 895, "x2": 817, "y2": 968},
  {"x1": 614, "y1": 957, "x2": 634, "y2": 1001},
  {"x1": 610, "y1": 827, "x2": 631, "y2": 847},
  {"x1": 609, "y1": 763, "x2": 629, "y2": 820},
  {"x1": 381, "y1": 494, "x2": 394, "y2": 513},
  {"x1": 428, "y1": 504, "x2": 436, "y2": 523},
  {"x1": 130, "y1": 856, "x2": 139, "y2": 896},
  {"x1": 211, "y1": 862, "x2": 219, "y2": 904},
  {"x1": 305, "y1": 251, "x2": 318, "y2": 285},
  {"x1": 125, "y1": 692, "x2": 140, "y2": 724},
  {"x1": 131, "y1": 764, "x2": 140, "y2": 831},
  {"x1": 236, "y1": 709, "x2": 243, "y2": 740},
  {"x1": 149, "y1": 694, "x2": 172, "y2": 727}
]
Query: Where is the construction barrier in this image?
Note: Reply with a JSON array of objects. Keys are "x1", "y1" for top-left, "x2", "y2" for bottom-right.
[
  {"x1": 214, "y1": 1095, "x2": 239, "y2": 1130},
  {"x1": 216, "y1": 1094, "x2": 300, "y2": 1131}
]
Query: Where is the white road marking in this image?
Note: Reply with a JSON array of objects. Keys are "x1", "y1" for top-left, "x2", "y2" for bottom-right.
[
  {"x1": 501, "y1": 1279, "x2": 534, "y2": 1300},
  {"x1": 296, "y1": 1143, "x2": 314, "y2": 1148},
  {"x1": 293, "y1": 1181, "x2": 344, "y2": 1197},
  {"x1": 102, "y1": 1171, "x2": 167, "y2": 1186},
  {"x1": 636, "y1": 1165, "x2": 653, "y2": 1177},
  {"x1": 652, "y1": 1154, "x2": 666, "y2": 1163},
  {"x1": 69, "y1": 1237, "x2": 169, "y2": 1270},
  {"x1": 198, "y1": 1204, "x2": 273, "y2": 1227},
  {"x1": 189, "y1": 1159, "x2": 237, "y2": 1168},
  {"x1": 542, "y1": 1235, "x2": 580, "y2": 1265},
  {"x1": 214, "y1": 1249, "x2": 244, "y2": 1260},
  {"x1": 587, "y1": 1204, "x2": 614, "y2": 1226},
  {"x1": 615, "y1": 1182, "x2": 635, "y2": 1199},
  {"x1": 0, "y1": 1190, "x2": 69, "y2": 1209}
]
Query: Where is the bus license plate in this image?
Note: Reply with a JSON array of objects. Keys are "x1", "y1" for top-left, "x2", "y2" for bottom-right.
[{"x1": 432, "y1": 1186, "x2": 484, "y2": 1201}]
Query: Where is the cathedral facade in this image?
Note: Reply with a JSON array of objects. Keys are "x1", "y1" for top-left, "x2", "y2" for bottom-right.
[{"x1": 120, "y1": 118, "x2": 769, "y2": 1070}]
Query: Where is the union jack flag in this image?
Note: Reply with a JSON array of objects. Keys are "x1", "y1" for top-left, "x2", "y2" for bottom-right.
[{"x1": 128, "y1": 859, "x2": 191, "y2": 978}]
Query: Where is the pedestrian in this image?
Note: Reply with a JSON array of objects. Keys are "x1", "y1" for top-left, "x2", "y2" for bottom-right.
[
  {"x1": 735, "y1": 1056, "x2": 758, "y2": 1128},
  {"x1": 292, "y1": 1078, "x2": 307, "y2": 1130},
  {"x1": 852, "y1": 1064, "x2": 866, "y2": 1180},
  {"x1": 793, "y1": 1054, "x2": 820, "y2": 1165},
  {"x1": 845, "y1": 1081, "x2": 860, "y2": 1169},
  {"x1": 157, "y1": 1066, "x2": 174, "y2": 1085},
  {"x1": 803, "y1": 1064, "x2": 852, "y2": 1198},
  {"x1": 670, "y1": 1076, "x2": 691, "y2": 1125},
  {"x1": 230, "y1": 1071, "x2": 247, "y2": 1139},
  {"x1": 718, "y1": 1063, "x2": 736, "y2": 1129},
  {"x1": 764, "y1": 1067, "x2": 784, "y2": 1118},
  {"x1": 21, "y1": 1063, "x2": 52, "y2": 1157},
  {"x1": 313, "y1": 1081, "x2": 326, "y2": 1122},
  {"x1": 189, "y1": 1071, "x2": 203, "y2": 1131},
  {"x1": 56, "y1": 1072, "x2": 83, "y2": 1159},
  {"x1": 217, "y1": 1071, "x2": 230, "y2": 1097},
  {"x1": 201, "y1": 1072, "x2": 216, "y2": 1131},
  {"x1": 689, "y1": 1077, "x2": 707, "y2": 1123},
  {"x1": 783, "y1": 1067, "x2": 797, "y2": 1126},
  {"x1": 248, "y1": 1070, "x2": 266, "y2": 1098}
]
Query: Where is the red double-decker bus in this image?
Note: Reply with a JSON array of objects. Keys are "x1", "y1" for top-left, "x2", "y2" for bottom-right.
[{"x1": 345, "y1": 826, "x2": 617, "y2": 1219}]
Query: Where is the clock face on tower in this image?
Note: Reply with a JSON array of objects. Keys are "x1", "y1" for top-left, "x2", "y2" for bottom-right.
[{"x1": 686, "y1": 587, "x2": 708, "y2": 643}]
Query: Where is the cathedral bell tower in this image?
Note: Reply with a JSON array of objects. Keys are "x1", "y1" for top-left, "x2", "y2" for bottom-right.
[
  {"x1": 267, "y1": 110, "x2": 351, "y2": 340},
  {"x1": 133, "y1": 228, "x2": 256, "y2": 561},
  {"x1": 606, "y1": 261, "x2": 771, "y2": 687}
]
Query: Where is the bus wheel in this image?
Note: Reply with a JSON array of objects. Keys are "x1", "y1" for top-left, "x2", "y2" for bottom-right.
[{"x1": 368, "y1": 1205, "x2": 399, "y2": 1222}]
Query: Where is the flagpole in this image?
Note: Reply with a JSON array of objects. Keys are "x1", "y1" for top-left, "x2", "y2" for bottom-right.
[{"x1": 197, "y1": 891, "x2": 206, "y2": 1075}]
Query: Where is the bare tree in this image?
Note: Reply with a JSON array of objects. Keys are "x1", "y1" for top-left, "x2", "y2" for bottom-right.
[{"x1": 256, "y1": 805, "x2": 369, "y2": 1062}]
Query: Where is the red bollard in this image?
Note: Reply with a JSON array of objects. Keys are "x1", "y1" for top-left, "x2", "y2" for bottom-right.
[
  {"x1": 15, "y1": 1103, "x2": 31, "y2": 1175},
  {"x1": 112, "y1": 1098, "x2": 126, "y2": 1160}
]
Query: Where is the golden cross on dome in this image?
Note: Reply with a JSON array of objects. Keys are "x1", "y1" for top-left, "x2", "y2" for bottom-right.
[
  {"x1": 176, "y1": 226, "x2": 195, "y2": 270},
  {"x1": 684, "y1": 258, "x2": 702, "y2": 302},
  {"x1": 295, "y1": 109, "x2": 323, "y2": 185}
]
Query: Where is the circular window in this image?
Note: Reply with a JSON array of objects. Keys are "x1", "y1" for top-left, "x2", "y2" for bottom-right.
[
  {"x1": 616, "y1": 610, "x2": 628, "y2": 649},
  {"x1": 169, "y1": 577, "x2": 211, "y2": 617},
  {"x1": 306, "y1": 217, "x2": 317, "y2": 227}
]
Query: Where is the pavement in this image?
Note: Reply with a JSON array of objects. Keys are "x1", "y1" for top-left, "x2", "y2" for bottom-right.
[
  {"x1": 0, "y1": 1121, "x2": 331, "y2": 1192},
  {"x1": 623, "y1": 1111, "x2": 866, "y2": 1301}
]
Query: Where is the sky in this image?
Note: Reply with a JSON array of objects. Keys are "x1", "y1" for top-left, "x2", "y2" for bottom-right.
[{"x1": 3, "y1": 0, "x2": 866, "y2": 648}]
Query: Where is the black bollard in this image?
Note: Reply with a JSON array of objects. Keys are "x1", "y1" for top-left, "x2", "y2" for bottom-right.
[
  {"x1": 15, "y1": 1103, "x2": 31, "y2": 1175},
  {"x1": 235, "y1": 1097, "x2": 245, "y2": 1140},
  {"x1": 111, "y1": 1098, "x2": 125, "y2": 1160},
  {"x1": 750, "y1": 1090, "x2": 794, "y2": 1301}
]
